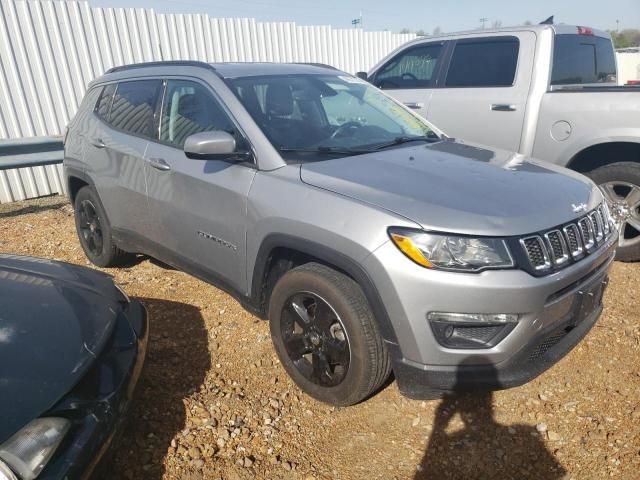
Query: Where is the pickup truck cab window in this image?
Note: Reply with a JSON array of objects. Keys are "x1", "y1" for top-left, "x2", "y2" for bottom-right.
[
  {"x1": 374, "y1": 43, "x2": 443, "y2": 89},
  {"x1": 160, "y1": 79, "x2": 236, "y2": 148},
  {"x1": 551, "y1": 34, "x2": 617, "y2": 85},
  {"x1": 445, "y1": 37, "x2": 520, "y2": 88}
]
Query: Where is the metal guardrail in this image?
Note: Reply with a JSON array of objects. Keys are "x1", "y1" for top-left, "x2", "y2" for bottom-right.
[{"x1": 0, "y1": 136, "x2": 63, "y2": 171}]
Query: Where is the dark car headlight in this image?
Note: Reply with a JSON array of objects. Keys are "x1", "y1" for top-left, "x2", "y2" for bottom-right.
[
  {"x1": 389, "y1": 228, "x2": 514, "y2": 272},
  {"x1": 0, "y1": 418, "x2": 70, "y2": 480}
]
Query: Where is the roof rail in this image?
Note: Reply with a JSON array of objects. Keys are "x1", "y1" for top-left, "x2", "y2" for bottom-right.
[{"x1": 105, "y1": 60, "x2": 215, "y2": 75}]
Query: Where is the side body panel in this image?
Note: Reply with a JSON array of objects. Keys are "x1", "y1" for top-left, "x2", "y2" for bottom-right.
[
  {"x1": 84, "y1": 118, "x2": 149, "y2": 234},
  {"x1": 144, "y1": 140, "x2": 256, "y2": 293},
  {"x1": 531, "y1": 90, "x2": 640, "y2": 166}
]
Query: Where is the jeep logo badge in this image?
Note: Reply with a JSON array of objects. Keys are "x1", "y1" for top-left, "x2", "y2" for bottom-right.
[{"x1": 572, "y1": 203, "x2": 588, "y2": 214}]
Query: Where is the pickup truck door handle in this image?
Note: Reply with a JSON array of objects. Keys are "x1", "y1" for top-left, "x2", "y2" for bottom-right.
[
  {"x1": 490, "y1": 104, "x2": 517, "y2": 112},
  {"x1": 91, "y1": 138, "x2": 106, "y2": 148},
  {"x1": 148, "y1": 157, "x2": 171, "y2": 171},
  {"x1": 404, "y1": 102, "x2": 424, "y2": 110}
]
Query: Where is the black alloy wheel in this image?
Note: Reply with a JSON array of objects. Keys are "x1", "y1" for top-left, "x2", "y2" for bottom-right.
[
  {"x1": 77, "y1": 199, "x2": 104, "y2": 257},
  {"x1": 280, "y1": 291, "x2": 350, "y2": 387}
]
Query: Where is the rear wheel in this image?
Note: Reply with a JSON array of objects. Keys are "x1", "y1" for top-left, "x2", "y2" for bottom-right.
[
  {"x1": 268, "y1": 263, "x2": 391, "y2": 406},
  {"x1": 587, "y1": 162, "x2": 640, "y2": 262},
  {"x1": 74, "y1": 186, "x2": 134, "y2": 267}
]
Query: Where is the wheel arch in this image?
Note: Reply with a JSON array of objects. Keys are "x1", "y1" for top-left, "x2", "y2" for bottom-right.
[
  {"x1": 250, "y1": 234, "x2": 399, "y2": 345},
  {"x1": 566, "y1": 140, "x2": 640, "y2": 173},
  {"x1": 65, "y1": 167, "x2": 94, "y2": 204}
]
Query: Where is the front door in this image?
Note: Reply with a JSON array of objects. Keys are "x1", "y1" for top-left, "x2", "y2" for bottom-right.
[
  {"x1": 144, "y1": 79, "x2": 256, "y2": 292},
  {"x1": 371, "y1": 41, "x2": 445, "y2": 119}
]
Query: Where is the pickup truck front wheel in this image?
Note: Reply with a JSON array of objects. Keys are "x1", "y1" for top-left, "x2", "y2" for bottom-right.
[
  {"x1": 268, "y1": 263, "x2": 391, "y2": 406},
  {"x1": 587, "y1": 162, "x2": 640, "y2": 262}
]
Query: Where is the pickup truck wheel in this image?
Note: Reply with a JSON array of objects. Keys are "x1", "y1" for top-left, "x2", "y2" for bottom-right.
[
  {"x1": 268, "y1": 263, "x2": 391, "y2": 406},
  {"x1": 74, "y1": 186, "x2": 134, "y2": 268},
  {"x1": 587, "y1": 162, "x2": 640, "y2": 262}
]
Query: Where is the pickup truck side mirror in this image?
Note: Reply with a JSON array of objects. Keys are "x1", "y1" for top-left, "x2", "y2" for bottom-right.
[
  {"x1": 355, "y1": 71, "x2": 368, "y2": 81},
  {"x1": 184, "y1": 131, "x2": 251, "y2": 162}
]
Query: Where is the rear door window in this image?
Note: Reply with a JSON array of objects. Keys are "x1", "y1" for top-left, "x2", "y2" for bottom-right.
[
  {"x1": 109, "y1": 80, "x2": 162, "y2": 138},
  {"x1": 374, "y1": 43, "x2": 443, "y2": 89},
  {"x1": 551, "y1": 34, "x2": 617, "y2": 85},
  {"x1": 445, "y1": 37, "x2": 520, "y2": 87}
]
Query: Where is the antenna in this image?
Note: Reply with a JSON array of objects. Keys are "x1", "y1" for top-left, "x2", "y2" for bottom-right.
[{"x1": 540, "y1": 15, "x2": 554, "y2": 25}]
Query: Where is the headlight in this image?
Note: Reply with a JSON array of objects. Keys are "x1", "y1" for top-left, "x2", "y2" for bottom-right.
[
  {"x1": 389, "y1": 228, "x2": 514, "y2": 272},
  {"x1": 0, "y1": 460, "x2": 17, "y2": 480},
  {"x1": 0, "y1": 418, "x2": 70, "y2": 480}
]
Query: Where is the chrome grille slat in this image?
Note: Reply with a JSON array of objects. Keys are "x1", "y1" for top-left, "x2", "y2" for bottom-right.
[
  {"x1": 520, "y1": 236, "x2": 551, "y2": 271},
  {"x1": 563, "y1": 224, "x2": 583, "y2": 258},
  {"x1": 589, "y1": 211, "x2": 604, "y2": 242},
  {"x1": 545, "y1": 230, "x2": 569, "y2": 266},
  {"x1": 521, "y1": 203, "x2": 612, "y2": 274}
]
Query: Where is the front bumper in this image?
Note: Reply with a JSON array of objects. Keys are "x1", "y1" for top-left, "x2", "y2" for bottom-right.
[
  {"x1": 363, "y1": 231, "x2": 616, "y2": 399},
  {"x1": 40, "y1": 299, "x2": 148, "y2": 480}
]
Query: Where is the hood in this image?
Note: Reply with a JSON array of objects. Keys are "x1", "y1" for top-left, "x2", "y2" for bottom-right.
[
  {"x1": 300, "y1": 140, "x2": 602, "y2": 236},
  {"x1": 0, "y1": 255, "x2": 124, "y2": 443}
]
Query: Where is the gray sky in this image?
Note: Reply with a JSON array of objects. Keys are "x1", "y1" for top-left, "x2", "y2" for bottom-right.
[{"x1": 92, "y1": 0, "x2": 639, "y2": 32}]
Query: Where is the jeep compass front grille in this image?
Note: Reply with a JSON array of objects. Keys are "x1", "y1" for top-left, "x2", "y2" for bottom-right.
[{"x1": 520, "y1": 204, "x2": 613, "y2": 274}]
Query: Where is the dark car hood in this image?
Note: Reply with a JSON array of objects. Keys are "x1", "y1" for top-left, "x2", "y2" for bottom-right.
[
  {"x1": 300, "y1": 141, "x2": 602, "y2": 236},
  {"x1": 0, "y1": 254, "x2": 124, "y2": 443}
]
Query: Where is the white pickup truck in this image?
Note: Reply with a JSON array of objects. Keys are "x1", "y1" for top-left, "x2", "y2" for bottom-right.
[{"x1": 362, "y1": 24, "x2": 640, "y2": 260}]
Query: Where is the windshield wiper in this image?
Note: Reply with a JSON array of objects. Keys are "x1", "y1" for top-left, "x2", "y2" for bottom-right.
[
  {"x1": 372, "y1": 134, "x2": 440, "y2": 151},
  {"x1": 278, "y1": 146, "x2": 371, "y2": 156}
]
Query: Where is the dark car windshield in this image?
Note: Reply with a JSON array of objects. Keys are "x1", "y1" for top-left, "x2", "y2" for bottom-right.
[
  {"x1": 551, "y1": 34, "x2": 617, "y2": 86},
  {"x1": 229, "y1": 74, "x2": 436, "y2": 160}
]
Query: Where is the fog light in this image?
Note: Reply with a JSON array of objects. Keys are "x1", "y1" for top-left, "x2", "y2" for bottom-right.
[{"x1": 427, "y1": 312, "x2": 519, "y2": 349}]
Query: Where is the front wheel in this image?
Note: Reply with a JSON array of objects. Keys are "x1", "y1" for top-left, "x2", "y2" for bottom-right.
[
  {"x1": 268, "y1": 263, "x2": 391, "y2": 406},
  {"x1": 587, "y1": 162, "x2": 640, "y2": 262}
]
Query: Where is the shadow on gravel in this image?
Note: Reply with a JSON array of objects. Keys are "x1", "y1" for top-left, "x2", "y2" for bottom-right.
[
  {"x1": 110, "y1": 298, "x2": 211, "y2": 480},
  {"x1": 0, "y1": 196, "x2": 65, "y2": 219},
  {"x1": 416, "y1": 359, "x2": 567, "y2": 480}
]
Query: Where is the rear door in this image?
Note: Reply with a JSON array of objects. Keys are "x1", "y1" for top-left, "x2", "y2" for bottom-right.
[
  {"x1": 426, "y1": 33, "x2": 535, "y2": 152},
  {"x1": 370, "y1": 41, "x2": 446, "y2": 118},
  {"x1": 85, "y1": 79, "x2": 162, "y2": 235},
  {"x1": 144, "y1": 78, "x2": 256, "y2": 292}
]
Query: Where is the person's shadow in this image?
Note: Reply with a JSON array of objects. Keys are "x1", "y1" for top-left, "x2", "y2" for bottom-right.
[
  {"x1": 416, "y1": 357, "x2": 567, "y2": 480},
  {"x1": 108, "y1": 298, "x2": 212, "y2": 480}
]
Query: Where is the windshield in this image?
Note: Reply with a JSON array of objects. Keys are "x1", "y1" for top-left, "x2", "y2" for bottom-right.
[{"x1": 229, "y1": 74, "x2": 437, "y2": 159}]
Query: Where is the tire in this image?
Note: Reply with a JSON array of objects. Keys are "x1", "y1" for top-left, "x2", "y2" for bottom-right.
[
  {"x1": 73, "y1": 186, "x2": 134, "y2": 267},
  {"x1": 268, "y1": 262, "x2": 391, "y2": 406},
  {"x1": 586, "y1": 162, "x2": 640, "y2": 262}
]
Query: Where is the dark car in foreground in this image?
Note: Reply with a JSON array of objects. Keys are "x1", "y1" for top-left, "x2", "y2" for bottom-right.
[{"x1": 0, "y1": 254, "x2": 147, "y2": 480}]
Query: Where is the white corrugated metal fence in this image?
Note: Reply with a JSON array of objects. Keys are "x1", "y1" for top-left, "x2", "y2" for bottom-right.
[{"x1": 0, "y1": 0, "x2": 416, "y2": 203}]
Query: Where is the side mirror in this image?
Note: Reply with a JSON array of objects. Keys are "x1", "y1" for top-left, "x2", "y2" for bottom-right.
[
  {"x1": 184, "y1": 131, "x2": 251, "y2": 161},
  {"x1": 355, "y1": 71, "x2": 368, "y2": 81}
]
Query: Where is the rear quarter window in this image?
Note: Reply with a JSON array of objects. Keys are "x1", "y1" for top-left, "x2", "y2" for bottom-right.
[
  {"x1": 551, "y1": 34, "x2": 617, "y2": 85},
  {"x1": 445, "y1": 37, "x2": 520, "y2": 88},
  {"x1": 95, "y1": 83, "x2": 116, "y2": 120}
]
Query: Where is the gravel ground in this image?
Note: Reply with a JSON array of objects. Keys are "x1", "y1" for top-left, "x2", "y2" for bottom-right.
[{"x1": 1, "y1": 195, "x2": 639, "y2": 480}]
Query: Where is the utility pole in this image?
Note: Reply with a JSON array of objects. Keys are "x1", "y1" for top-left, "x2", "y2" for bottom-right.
[
  {"x1": 479, "y1": 17, "x2": 488, "y2": 29},
  {"x1": 616, "y1": 19, "x2": 620, "y2": 33}
]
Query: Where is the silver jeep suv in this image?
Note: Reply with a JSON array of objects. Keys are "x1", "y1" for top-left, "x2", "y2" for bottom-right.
[{"x1": 64, "y1": 61, "x2": 617, "y2": 406}]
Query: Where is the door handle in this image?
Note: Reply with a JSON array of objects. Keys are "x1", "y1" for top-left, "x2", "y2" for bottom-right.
[
  {"x1": 490, "y1": 104, "x2": 517, "y2": 112},
  {"x1": 404, "y1": 102, "x2": 424, "y2": 110},
  {"x1": 148, "y1": 157, "x2": 171, "y2": 171},
  {"x1": 91, "y1": 138, "x2": 106, "y2": 148}
]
